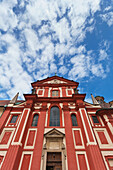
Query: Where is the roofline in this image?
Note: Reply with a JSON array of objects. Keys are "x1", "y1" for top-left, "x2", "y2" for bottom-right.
[
  {"x1": 31, "y1": 75, "x2": 79, "y2": 86},
  {"x1": 96, "y1": 108, "x2": 113, "y2": 115}
]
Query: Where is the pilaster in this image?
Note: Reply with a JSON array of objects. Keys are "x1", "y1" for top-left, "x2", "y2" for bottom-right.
[
  {"x1": 63, "y1": 103, "x2": 78, "y2": 170},
  {"x1": 31, "y1": 103, "x2": 47, "y2": 170},
  {"x1": 1, "y1": 96, "x2": 35, "y2": 170},
  {"x1": 79, "y1": 108, "x2": 106, "y2": 170}
]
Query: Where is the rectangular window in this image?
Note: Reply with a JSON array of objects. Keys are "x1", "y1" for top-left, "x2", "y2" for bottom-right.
[
  {"x1": 92, "y1": 115, "x2": 99, "y2": 123},
  {"x1": 52, "y1": 91, "x2": 59, "y2": 97},
  {"x1": 10, "y1": 115, "x2": 18, "y2": 123}
]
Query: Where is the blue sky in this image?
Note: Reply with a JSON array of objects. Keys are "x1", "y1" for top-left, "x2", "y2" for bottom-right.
[{"x1": 0, "y1": 0, "x2": 113, "y2": 103}]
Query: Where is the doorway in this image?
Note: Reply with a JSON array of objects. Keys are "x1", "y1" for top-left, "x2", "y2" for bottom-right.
[{"x1": 46, "y1": 152, "x2": 62, "y2": 170}]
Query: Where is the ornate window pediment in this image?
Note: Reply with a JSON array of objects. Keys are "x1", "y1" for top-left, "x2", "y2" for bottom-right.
[{"x1": 44, "y1": 129, "x2": 64, "y2": 138}]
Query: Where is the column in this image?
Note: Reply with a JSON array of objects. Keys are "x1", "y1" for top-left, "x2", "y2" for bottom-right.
[
  {"x1": 63, "y1": 104, "x2": 78, "y2": 170},
  {"x1": 1, "y1": 98, "x2": 34, "y2": 170},
  {"x1": 79, "y1": 108, "x2": 106, "y2": 170},
  {"x1": 0, "y1": 107, "x2": 12, "y2": 134},
  {"x1": 31, "y1": 103, "x2": 47, "y2": 170}
]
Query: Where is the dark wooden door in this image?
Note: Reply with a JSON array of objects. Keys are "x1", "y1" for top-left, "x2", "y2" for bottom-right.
[{"x1": 46, "y1": 152, "x2": 62, "y2": 170}]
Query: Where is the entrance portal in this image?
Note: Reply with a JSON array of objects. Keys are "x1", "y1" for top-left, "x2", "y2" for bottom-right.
[{"x1": 46, "y1": 152, "x2": 62, "y2": 170}]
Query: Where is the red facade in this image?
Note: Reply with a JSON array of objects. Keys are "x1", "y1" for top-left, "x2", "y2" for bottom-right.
[{"x1": 0, "y1": 76, "x2": 113, "y2": 170}]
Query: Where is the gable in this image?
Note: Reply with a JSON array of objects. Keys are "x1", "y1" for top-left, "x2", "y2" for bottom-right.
[
  {"x1": 43, "y1": 79, "x2": 67, "y2": 84},
  {"x1": 31, "y1": 75, "x2": 79, "y2": 87},
  {"x1": 44, "y1": 128, "x2": 65, "y2": 138}
]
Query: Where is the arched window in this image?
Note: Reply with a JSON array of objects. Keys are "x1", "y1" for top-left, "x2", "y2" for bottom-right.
[
  {"x1": 32, "y1": 114, "x2": 39, "y2": 127},
  {"x1": 49, "y1": 107, "x2": 60, "y2": 126},
  {"x1": 71, "y1": 114, "x2": 78, "y2": 126}
]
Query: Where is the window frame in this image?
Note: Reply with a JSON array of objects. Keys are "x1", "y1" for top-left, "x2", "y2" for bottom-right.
[
  {"x1": 50, "y1": 89, "x2": 60, "y2": 97},
  {"x1": 71, "y1": 113, "x2": 78, "y2": 127},
  {"x1": 31, "y1": 113, "x2": 39, "y2": 127},
  {"x1": 9, "y1": 115, "x2": 18, "y2": 125},
  {"x1": 49, "y1": 106, "x2": 60, "y2": 127},
  {"x1": 91, "y1": 115, "x2": 101, "y2": 125},
  {"x1": 47, "y1": 105, "x2": 62, "y2": 127}
]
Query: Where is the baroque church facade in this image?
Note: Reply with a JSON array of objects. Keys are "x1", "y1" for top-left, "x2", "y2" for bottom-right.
[{"x1": 0, "y1": 75, "x2": 113, "y2": 170}]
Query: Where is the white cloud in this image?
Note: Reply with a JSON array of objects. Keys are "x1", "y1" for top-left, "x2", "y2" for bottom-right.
[
  {"x1": 98, "y1": 49, "x2": 108, "y2": 61},
  {"x1": 0, "y1": 0, "x2": 110, "y2": 99},
  {"x1": 59, "y1": 66, "x2": 68, "y2": 75},
  {"x1": 91, "y1": 64, "x2": 106, "y2": 78},
  {"x1": 101, "y1": 12, "x2": 113, "y2": 26}
]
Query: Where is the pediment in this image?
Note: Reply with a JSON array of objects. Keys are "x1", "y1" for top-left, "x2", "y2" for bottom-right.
[
  {"x1": 44, "y1": 128, "x2": 65, "y2": 138},
  {"x1": 43, "y1": 79, "x2": 67, "y2": 84},
  {"x1": 31, "y1": 75, "x2": 79, "y2": 87}
]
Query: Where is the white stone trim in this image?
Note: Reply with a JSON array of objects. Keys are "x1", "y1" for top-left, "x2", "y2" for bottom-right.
[
  {"x1": 44, "y1": 128, "x2": 65, "y2": 134},
  {"x1": 79, "y1": 109, "x2": 96, "y2": 144},
  {"x1": 70, "y1": 111, "x2": 77, "y2": 115},
  {"x1": 48, "y1": 88, "x2": 52, "y2": 97},
  {"x1": 72, "y1": 128, "x2": 85, "y2": 149},
  {"x1": 0, "y1": 151, "x2": 7, "y2": 168},
  {"x1": 66, "y1": 88, "x2": 73, "y2": 97},
  {"x1": 62, "y1": 110, "x2": 64, "y2": 127},
  {"x1": 59, "y1": 87, "x2": 62, "y2": 97},
  {"x1": 0, "y1": 128, "x2": 15, "y2": 148},
  {"x1": 94, "y1": 128, "x2": 113, "y2": 148},
  {"x1": 5, "y1": 115, "x2": 11, "y2": 126},
  {"x1": 101, "y1": 151, "x2": 113, "y2": 170},
  {"x1": 32, "y1": 111, "x2": 40, "y2": 115},
  {"x1": 45, "y1": 110, "x2": 48, "y2": 127},
  {"x1": 37, "y1": 88, "x2": 45, "y2": 97},
  {"x1": 76, "y1": 151, "x2": 90, "y2": 170},
  {"x1": 12, "y1": 108, "x2": 30, "y2": 145},
  {"x1": 87, "y1": 112, "x2": 96, "y2": 114},
  {"x1": 18, "y1": 151, "x2": 33, "y2": 170},
  {"x1": 104, "y1": 115, "x2": 113, "y2": 135},
  {"x1": 24, "y1": 128, "x2": 37, "y2": 149},
  {"x1": 10, "y1": 112, "x2": 22, "y2": 114}
]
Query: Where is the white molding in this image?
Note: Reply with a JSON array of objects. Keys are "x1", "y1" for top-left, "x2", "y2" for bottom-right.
[
  {"x1": 94, "y1": 128, "x2": 113, "y2": 148},
  {"x1": 37, "y1": 89, "x2": 45, "y2": 97},
  {"x1": 102, "y1": 151, "x2": 113, "y2": 170},
  {"x1": 0, "y1": 128, "x2": 15, "y2": 148},
  {"x1": 76, "y1": 151, "x2": 90, "y2": 170},
  {"x1": 66, "y1": 88, "x2": 72, "y2": 97},
  {"x1": 24, "y1": 128, "x2": 37, "y2": 149},
  {"x1": 48, "y1": 87, "x2": 52, "y2": 97},
  {"x1": 79, "y1": 109, "x2": 96, "y2": 144},
  {"x1": 5, "y1": 115, "x2": 11, "y2": 126},
  {"x1": 72, "y1": 128, "x2": 85, "y2": 149},
  {"x1": 62, "y1": 110, "x2": 64, "y2": 127},
  {"x1": 12, "y1": 108, "x2": 30, "y2": 144},
  {"x1": 59, "y1": 87, "x2": 62, "y2": 97},
  {"x1": 0, "y1": 151, "x2": 7, "y2": 169},
  {"x1": 18, "y1": 151, "x2": 33, "y2": 170},
  {"x1": 79, "y1": 109, "x2": 90, "y2": 143},
  {"x1": 10, "y1": 112, "x2": 22, "y2": 114}
]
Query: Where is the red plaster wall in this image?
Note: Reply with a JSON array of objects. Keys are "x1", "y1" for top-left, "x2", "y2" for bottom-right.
[
  {"x1": 0, "y1": 131, "x2": 12, "y2": 144},
  {"x1": 26, "y1": 130, "x2": 35, "y2": 146},
  {"x1": 74, "y1": 130, "x2": 82, "y2": 146},
  {"x1": 78, "y1": 154, "x2": 88, "y2": 170},
  {"x1": 97, "y1": 131, "x2": 108, "y2": 144},
  {"x1": 21, "y1": 154, "x2": 31, "y2": 170}
]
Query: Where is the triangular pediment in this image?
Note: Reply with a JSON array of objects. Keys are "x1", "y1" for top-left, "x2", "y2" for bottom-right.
[
  {"x1": 44, "y1": 128, "x2": 65, "y2": 138},
  {"x1": 43, "y1": 79, "x2": 67, "y2": 84},
  {"x1": 32, "y1": 76, "x2": 79, "y2": 87}
]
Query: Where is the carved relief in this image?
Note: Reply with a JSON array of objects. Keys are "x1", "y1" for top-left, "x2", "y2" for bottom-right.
[{"x1": 43, "y1": 79, "x2": 67, "y2": 84}]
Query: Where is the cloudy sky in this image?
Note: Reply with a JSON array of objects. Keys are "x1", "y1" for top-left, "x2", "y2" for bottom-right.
[{"x1": 0, "y1": 0, "x2": 113, "y2": 103}]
